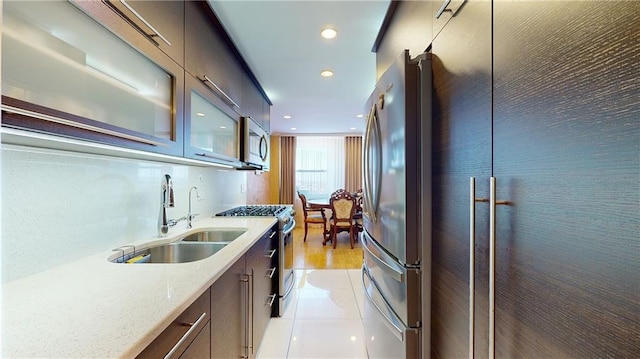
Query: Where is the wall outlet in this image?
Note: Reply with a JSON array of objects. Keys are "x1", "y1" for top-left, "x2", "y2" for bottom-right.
[{"x1": 240, "y1": 183, "x2": 246, "y2": 193}]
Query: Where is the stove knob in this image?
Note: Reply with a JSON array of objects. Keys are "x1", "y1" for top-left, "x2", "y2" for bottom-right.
[
  {"x1": 289, "y1": 209, "x2": 296, "y2": 216},
  {"x1": 282, "y1": 217, "x2": 290, "y2": 224}
]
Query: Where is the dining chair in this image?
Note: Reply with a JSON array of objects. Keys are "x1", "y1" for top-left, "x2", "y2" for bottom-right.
[
  {"x1": 297, "y1": 191, "x2": 327, "y2": 242},
  {"x1": 353, "y1": 189, "x2": 364, "y2": 241},
  {"x1": 328, "y1": 190, "x2": 357, "y2": 249}
]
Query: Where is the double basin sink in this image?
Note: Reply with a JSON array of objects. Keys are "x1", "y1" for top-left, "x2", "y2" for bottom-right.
[{"x1": 111, "y1": 229, "x2": 247, "y2": 264}]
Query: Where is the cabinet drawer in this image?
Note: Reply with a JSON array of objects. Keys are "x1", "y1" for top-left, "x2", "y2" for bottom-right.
[{"x1": 137, "y1": 289, "x2": 211, "y2": 359}]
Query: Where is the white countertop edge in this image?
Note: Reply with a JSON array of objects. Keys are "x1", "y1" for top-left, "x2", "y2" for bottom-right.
[{"x1": 2, "y1": 216, "x2": 278, "y2": 358}]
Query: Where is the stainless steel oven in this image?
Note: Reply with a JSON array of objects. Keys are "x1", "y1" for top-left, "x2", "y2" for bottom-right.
[{"x1": 215, "y1": 205, "x2": 295, "y2": 317}]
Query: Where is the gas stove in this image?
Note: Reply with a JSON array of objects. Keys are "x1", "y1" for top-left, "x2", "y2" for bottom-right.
[
  {"x1": 216, "y1": 204, "x2": 296, "y2": 318},
  {"x1": 215, "y1": 205, "x2": 290, "y2": 217}
]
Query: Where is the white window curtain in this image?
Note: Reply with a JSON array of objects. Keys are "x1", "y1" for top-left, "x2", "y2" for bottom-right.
[{"x1": 295, "y1": 136, "x2": 345, "y2": 201}]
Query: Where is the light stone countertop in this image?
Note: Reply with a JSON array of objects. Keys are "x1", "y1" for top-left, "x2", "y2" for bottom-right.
[{"x1": 2, "y1": 216, "x2": 278, "y2": 358}]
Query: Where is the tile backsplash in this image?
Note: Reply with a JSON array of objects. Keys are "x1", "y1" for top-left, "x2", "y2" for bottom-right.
[{"x1": 1, "y1": 144, "x2": 247, "y2": 283}]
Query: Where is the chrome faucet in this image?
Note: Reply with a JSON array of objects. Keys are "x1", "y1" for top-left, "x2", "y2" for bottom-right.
[
  {"x1": 159, "y1": 174, "x2": 175, "y2": 237},
  {"x1": 187, "y1": 186, "x2": 200, "y2": 229}
]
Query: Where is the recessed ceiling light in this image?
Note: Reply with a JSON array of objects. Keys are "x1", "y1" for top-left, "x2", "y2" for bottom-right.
[
  {"x1": 196, "y1": 112, "x2": 205, "y2": 117},
  {"x1": 220, "y1": 126, "x2": 227, "y2": 129},
  {"x1": 283, "y1": 115, "x2": 292, "y2": 119},
  {"x1": 350, "y1": 127, "x2": 357, "y2": 130},
  {"x1": 320, "y1": 70, "x2": 334, "y2": 77},
  {"x1": 356, "y1": 114, "x2": 363, "y2": 118},
  {"x1": 321, "y1": 28, "x2": 337, "y2": 39},
  {"x1": 290, "y1": 127, "x2": 297, "y2": 131}
]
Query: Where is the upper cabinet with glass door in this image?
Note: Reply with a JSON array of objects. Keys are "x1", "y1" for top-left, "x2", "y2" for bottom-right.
[
  {"x1": 184, "y1": 75, "x2": 241, "y2": 167},
  {"x1": 1, "y1": 1, "x2": 184, "y2": 156}
]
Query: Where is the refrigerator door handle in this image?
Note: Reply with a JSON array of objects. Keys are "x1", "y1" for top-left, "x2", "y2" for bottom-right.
[
  {"x1": 362, "y1": 268, "x2": 404, "y2": 341},
  {"x1": 363, "y1": 103, "x2": 374, "y2": 222},
  {"x1": 363, "y1": 232, "x2": 404, "y2": 283},
  {"x1": 370, "y1": 95, "x2": 383, "y2": 223}
]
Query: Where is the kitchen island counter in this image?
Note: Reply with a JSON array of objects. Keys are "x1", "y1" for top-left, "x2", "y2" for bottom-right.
[{"x1": 2, "y1": 216, "x2": 277, "y2": 358}]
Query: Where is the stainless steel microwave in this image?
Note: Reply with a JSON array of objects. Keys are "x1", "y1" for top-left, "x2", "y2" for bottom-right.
[{"x1": 241, "y1": 117, "x2": 270, "y2": 170}]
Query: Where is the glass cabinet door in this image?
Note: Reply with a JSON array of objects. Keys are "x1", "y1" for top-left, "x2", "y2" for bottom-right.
[
  {"x1": 185, "y1": 75, "x2": 240, "y2": 165},
  {"x1": 2, "y1": 1, "x2": 183, "y2": 155}
]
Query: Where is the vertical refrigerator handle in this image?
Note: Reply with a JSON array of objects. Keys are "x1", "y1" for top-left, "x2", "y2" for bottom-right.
[
  {"x1": 489, "y1": 177, "x2": 509, "y2": 359},
  {"x1": 470, "y1": 177, "x2": 488, "y2": 359}
]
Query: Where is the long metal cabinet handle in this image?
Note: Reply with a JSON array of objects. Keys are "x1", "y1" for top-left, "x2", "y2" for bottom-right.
[
  {"x1": 240, "y1": 274, "x2": 250, "y2": 359},
  {"x1": 2, "y1": 104, "x2": 166, "y2": 147},
  {"x1": 266, "y1": 293, "x2": 277, "y2": 307},
  {"x1": 119, "y1": 0, "x2": 171, "y2": 46},
  {"x1": 267, "y1": 267, "x2": 277, "y2": 279},
  {"x1": 436, "y1": 0, "x2": 453, "y2": 18},
  {"x1": 202, "y1": 75, "x2": 240, "y2": 109},
  {"x1": 489, "y1": 177, "x2": 509, "y2": 359},
  {"x1": 164, "y1": 312, "x2": 207, "y2": 359},
  {"x1": 469, "y1": 177, "x2": 489, "y2": 359},
  {"x1": 469, "y1": 177, "x2": 476, "y2": 359}
]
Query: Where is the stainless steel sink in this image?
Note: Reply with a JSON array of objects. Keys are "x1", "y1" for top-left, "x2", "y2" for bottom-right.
[
  {"x1": 113, "y1": 242, "x2": 228, "y2": 263},
  {"x1": 179, "y1": 229, "x2": 247, "y2": 243}
]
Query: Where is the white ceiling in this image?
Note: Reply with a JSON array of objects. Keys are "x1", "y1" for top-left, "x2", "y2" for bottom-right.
[{"x1": 207, "y1": 0, "x2": 390, "y2": 135}]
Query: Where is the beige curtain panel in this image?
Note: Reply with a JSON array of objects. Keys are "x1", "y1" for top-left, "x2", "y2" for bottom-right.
[
  {"x1": 345, "y1": 136, "x2": 363, "y2": 193},
  {"x1": 280, "y1": 136, "x2": 297, "y2": 204}
]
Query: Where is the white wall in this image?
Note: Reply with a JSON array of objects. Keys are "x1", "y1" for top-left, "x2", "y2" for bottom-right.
[{"x1": 1, "y1": 144, "x2": 247, "y2": 282}]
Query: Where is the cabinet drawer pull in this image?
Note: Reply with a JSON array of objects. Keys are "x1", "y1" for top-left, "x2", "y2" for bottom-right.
[
  {"x1": 436, "y1": 0, "x2": 452, "y2": 18},
  {"x1": 117, "y1": 0, "x2": 171, "y2": 46},
  {"x1": 266, "y1": 294, "x2": 277, "y2": 307},
  {"x1": 267, "y1": 267, "x2": 276, "y2": 279},
  {"x1": 202, "y1": 75, "x2": 240, "y2": 109},
  {"x1": 164, "y1": 312, "x2": 207, "y2": 359},
  {"x1": 266, "y1": 249, "x2": 276, "y2": 259},
  {"x1": 269, "y1": 231, "x2": 277, "y2": 239}
]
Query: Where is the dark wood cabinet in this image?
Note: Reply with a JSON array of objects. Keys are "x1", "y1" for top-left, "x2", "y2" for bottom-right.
[
  {"x1": 211, "y1": 224, "x2": 277, "y2": 359},
  {"x1": 431, "y1": 0, "x2": 492, "y2": 357},
  {"x1": 184, "y1": 73, "x2": 241, "y2": 166},
  {"x1": 185, "y1": 1, "x2": 243, "y2": 114},
  {"x1": 211, "y1": 256, "x2": 246, "y2": 359},
  {"x1": 137, "y1": 289, "x2": 211, "y2": 359},
  {"x1": 246, "y1": 226, "x2": 278, "y2": 357},
  {"x1": 242, "y1": 73, "x2": 270, "y2": 132},
  {"x1": 3, "y1": 0, "x2": 184, "y2": 157},
  {"x1": 491, "y1": 2, "x2": 640, "y2": 357},
  {"x1": 97, "y1": 0, "x2": 184, "y2": 65},
  {"x1": 430, "y1": 1, "x2": 639, "y2": 358}
]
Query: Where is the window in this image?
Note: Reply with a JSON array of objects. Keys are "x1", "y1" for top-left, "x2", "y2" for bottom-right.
[{"x1": 295, "y1": 136, "x2": 345, "y2": 201}]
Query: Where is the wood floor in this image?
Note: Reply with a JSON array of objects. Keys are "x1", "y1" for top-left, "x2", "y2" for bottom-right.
[{"x1": 291, "y1": 225, "x2": 363, "y2": 269}]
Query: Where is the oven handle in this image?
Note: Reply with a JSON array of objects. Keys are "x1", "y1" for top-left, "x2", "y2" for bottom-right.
[{"x1": 282, "y1": 219, "x2": 296, "y2": 236}]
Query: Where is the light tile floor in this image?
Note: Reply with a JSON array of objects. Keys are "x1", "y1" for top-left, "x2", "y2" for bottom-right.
[{"x1": 257, "y1": 269, "x2": 367, "y2": 359}]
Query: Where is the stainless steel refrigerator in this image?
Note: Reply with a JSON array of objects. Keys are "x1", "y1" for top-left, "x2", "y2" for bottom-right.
[{"x1": 362, "y1": 50, "x2": 431, "y2": 359}]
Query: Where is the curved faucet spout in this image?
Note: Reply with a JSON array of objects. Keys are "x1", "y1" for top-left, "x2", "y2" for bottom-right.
[{"x1": 187, "y1": 186, "x2": 200, "y2": 229}]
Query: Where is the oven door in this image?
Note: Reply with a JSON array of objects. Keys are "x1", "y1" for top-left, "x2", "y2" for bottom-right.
[
  {"x1": 241, "y1": 116, "x2": 269, "y2": 170},
  {"x1": 277, "y1": 218, "x2": 296, "y2": 316}
]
